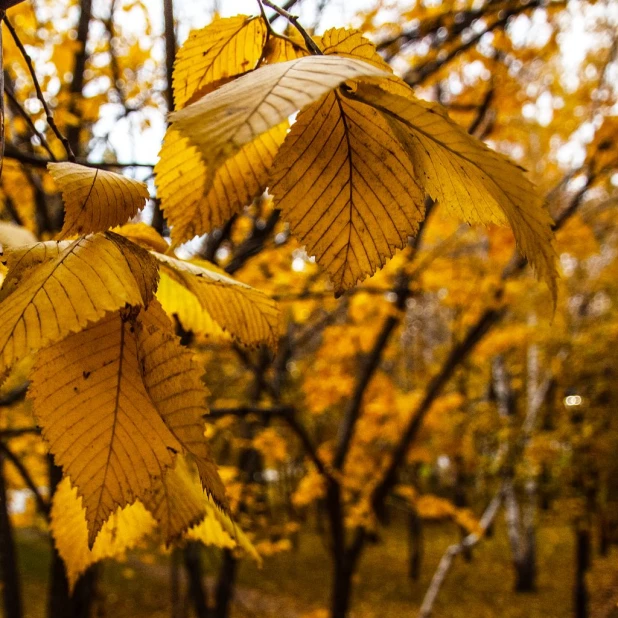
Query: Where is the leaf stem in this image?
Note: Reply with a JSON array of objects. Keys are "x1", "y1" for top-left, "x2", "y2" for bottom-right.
[
  {"x1": 3, "y1": 15, "x2": 76, "y2": 162},
  {"x1": 260, "y1": 0, "x2": 322, "y2": 55}
]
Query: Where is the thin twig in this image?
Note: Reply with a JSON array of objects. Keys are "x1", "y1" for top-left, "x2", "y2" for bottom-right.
[
  {"x1": 3, "y1": 15, "x2": 76, "y2": 161},
  {"x1": 419, "y1": 487, "x2": 504, "y2": 617},
  {"x1": 0, "y1": 442, "x2": 49, "y2": 518},
  {"x1": 3, "y1": 145, "x2": 154, "y2": 169},
  {"x1": 4, "y1": 85, "x2": 56, "y2": 160},
  {"x1": 261, "y1": 0, "x2": 322, "y2": 55}
]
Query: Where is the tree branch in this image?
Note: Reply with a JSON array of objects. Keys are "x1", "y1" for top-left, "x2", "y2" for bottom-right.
[
  {"x1": 163, "y1": 0, "x2": 176, "y2": 113},
  {"x1": 261, "y1": 0, "x2": 322, "y2": 55},
  {"x1": 207, "y1": 406, "x2": 333, "y2": 481},
  {"x1": 3, "y1": 15, "x2": 75, "y2": 161},
  {"x1": 419, "y1": 487, "x2": 504, "y2": 617},
  {"x1": 0, "y1": 442, "x2": 49, "y2": 518}
]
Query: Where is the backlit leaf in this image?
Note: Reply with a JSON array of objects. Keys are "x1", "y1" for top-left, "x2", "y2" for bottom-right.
[
  {"x1": 173, "y1": 15, "x2": 267, "y2": 109},
  {"x1": 154, "y1": 253, "x2": 280, "y2": 347},
  {"x1": 141, "y1": 456, "x2": 207, "y2": 544},
  {"x1": 0, "y1": 234, "x2": 154, "y2": 373},
  {"x1": 270, "y1": 89, "x2": 425, "y2": 292},
  {"x1": 29, "y1": 312, "x2": 182, "y2": 547},
  {"x1": 136, "y1": 300, "x2": 227, "y2": 507},
  {"x1": 352, "y1": 82, "x2": 558, "y2": 297},
  {"x1": 155, "y1": 123, "x2": 287, "y2": 242},
  {"x1": 49, "y1": 163, "x2": 149, "y2": 239},
  {"x1": 168, "y1": 56, "x2": 387, "y2": 190},
  {"x1": 50, "y1": 477, "x2": 156, "y2": 592},
  {"x1": 187, "y1": 497, "x2": 261, "y2": 563}
]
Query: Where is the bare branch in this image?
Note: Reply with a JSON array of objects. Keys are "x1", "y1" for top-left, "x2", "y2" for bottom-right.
[
  {"x1": 419, "y1": 488, "x2": 504, "y2": 618},
  {"x1": 261, "y1": 0, "x2": 322, "y2": 55},
  {"x1": 3, "y1": 15, "x2": 76, "y2": 161},
  {"x1": 0, "y1": 442, "x2": 49, "y2": 518}
]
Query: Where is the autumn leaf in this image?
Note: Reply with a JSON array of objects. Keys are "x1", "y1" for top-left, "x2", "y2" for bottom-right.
[
  {"x1": 0, "y1": 234, "x2": 157, "y2": 373},
  {"x1": 187, "y1": 497, "x2": 261, "y2": 563},
  {"x1": 141, "y1": 456, "x2": 208, "y2": 545},
  {"x1": 48, "y1": 162, "x2": 150, "y2": 239},
  {"x1": 269, "y1": 31, "x2": 424, "y2": 292},
  {"x1": 262, "y1": 33, "x2": 309, "y2": 64},
  {"x1": 112, "y1": 222, "x2": 169, "y2": 254},
  {"x1": 50, "y1": 477, "x2": 156, "y2": 592},
  {"x1": 352, "y1": 82, "x2": 558, "y2": 297},
  {"x1": 29, "y1": 312, "x2": 182, "y2": 547},
  {"x1": 270, "y1": 92, "x2": 428, "y2": 292},
  {"x1": 136, "y1": 300, "x2": 227, "y2": 507},
  {"x1": 154, "y1": 253, "x2": 280, "y2": 348},
  {"x1": 155, "y1": 123, "x2": 287, "y2": 242},
  {"x1": 173, "y1": 15, "x2": 267, "y2": 109},
  {"x1": 166, "y1": 56, "x2": 387, "y2": 197}
]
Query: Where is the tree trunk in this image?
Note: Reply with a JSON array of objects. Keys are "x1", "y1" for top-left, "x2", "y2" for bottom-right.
[
  {"x1": 0, "y1": 452, "x2": 22, "y2": 618},
  {"x1": 330, "y1": 560, "x2": 354, "y2": 618},
  {"x1": 574, "y1": 525, "x2": 590, "y2": 618},
  {"x1": 213, "y1": 549, "x2": 237, "y2": 618},
  {"x1": 66, "y1": 0, "x2": 92, "y2": 156},
  {"x1": 514, "y1": 551, "x2": 536, "y2": 592},
  {"x1": 408, "y1": 509, "x2": 423, "y2": 581},
  {"x1": 184, "y1": 542, "x2": 209, "y2": 618}
]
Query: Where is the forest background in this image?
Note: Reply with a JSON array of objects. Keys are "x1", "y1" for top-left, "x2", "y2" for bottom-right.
[{"x1": 0, "y1": 0, "x2": 617, "y2": 618}]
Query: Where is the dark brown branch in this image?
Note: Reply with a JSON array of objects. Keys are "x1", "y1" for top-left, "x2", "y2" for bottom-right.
[
  {"x1": 372, "y1": 306, "x2": 502, "y2": 516},
  {"x1": 207, "y1": 406, "x2": 333, "y2": 481},
  {"x1": 66, "y1": 0, "x2": 92, "y2": 156},
  {"x1": 3, "y1": 15, "x2": 76, "y2": 161},
  {"x1": 0, "y1": 428, "x2": 40, "y2": 440},
  {"x1": 4, "y1": 85, "x2": 56, "y2": 160},
  {"x1": 208, "y1": 405, "x2": 295, "y2": 418},
  {"x1": 0, "y1": 383, "x2": 29, "y2": 407},
  {"x1": 261, "y1": 0, "x2": 322, "y2": 55},
  {"x1": 333, "y1": 288, "x2": 406, "y2": 471},
  {"x1": 163, "y1": 0, "x2": 176, "y2": 113},
  {"x1": 403, "y1": 0, "x2": 562, "y2": 87},
  {"x1": 0, "y1": 0, "x2": 25, "y2": 8},
  {"x1": 269, "y1": 0, "x2": 300, "y2": 23},
  {"x1": 3, "y1": 145, "x2": 154, "y2": 169},
  {"x1": 201, "y1": 214, "x2": 237, "y2": 263},
  {"x1": 0, "y1": 442, "x2": 49, "y2": 518},
  {"x1": 0, "y1": 449, "x2": 22, "y2": 618},
  {"x1": 225, "y1": 209, "x2": 281, "y2": 274}
]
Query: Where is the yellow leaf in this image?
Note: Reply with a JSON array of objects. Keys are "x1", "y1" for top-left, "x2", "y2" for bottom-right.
[
  {"x1": 156, "y1": 268, "x2": 228, "y2": 340},
  {"x1": 136, "y1": 300, "x2": 227, "y2": 507},
  {"x1": 50, "y1": 477, "x2": 155, "y2": 592},
  {"x1": 112, "y1": 222, "x2": 169, "y2": 254},
  {"x1": 173, "y1": 15, "x2": 267, "y2": 109},
  {"x1": 154, "y1": 253, "x2": 280, "y2": 348},
  {"x1": 29, "y1": 312, "x2": 182, "y2": 547},
  {"x1": 141, "y1": 456, "x2": 207, "y2": 544},
  {"x1": 187, "y1": 498, "x2": 261, "y2": 564},
  {"x1": 48, "y1": 163, "x2": 149, "y2": 239},
  {"x1": 0, "y1": 234, "x2": 155, "y2": 373},
  {"x1": 315, "y1": 28, "x2": 392, "y2": 72},
  {"x1": 263, "y1": 34, "x2": 309, "y2": 63},
  {"x1": 270, "y1": 90, "x2": 425, "y2": 292},
  {"x1": 352, "y1": 82, "x2": 557, "y2": 298},
  {"x1": 167, "y1": 56, "x2": 387, "y2": 195},
  {"x1": 155, "y1": 123, "x2": 287, "y2": 242}
]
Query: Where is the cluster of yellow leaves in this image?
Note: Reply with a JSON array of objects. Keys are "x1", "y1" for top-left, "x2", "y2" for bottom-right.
[
  {"x1": 156, "y1": 19, "x2": 557, "y2": 298},
  {"x1": 0, "y1": 161, "x2": 279, "y2": 569}
]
